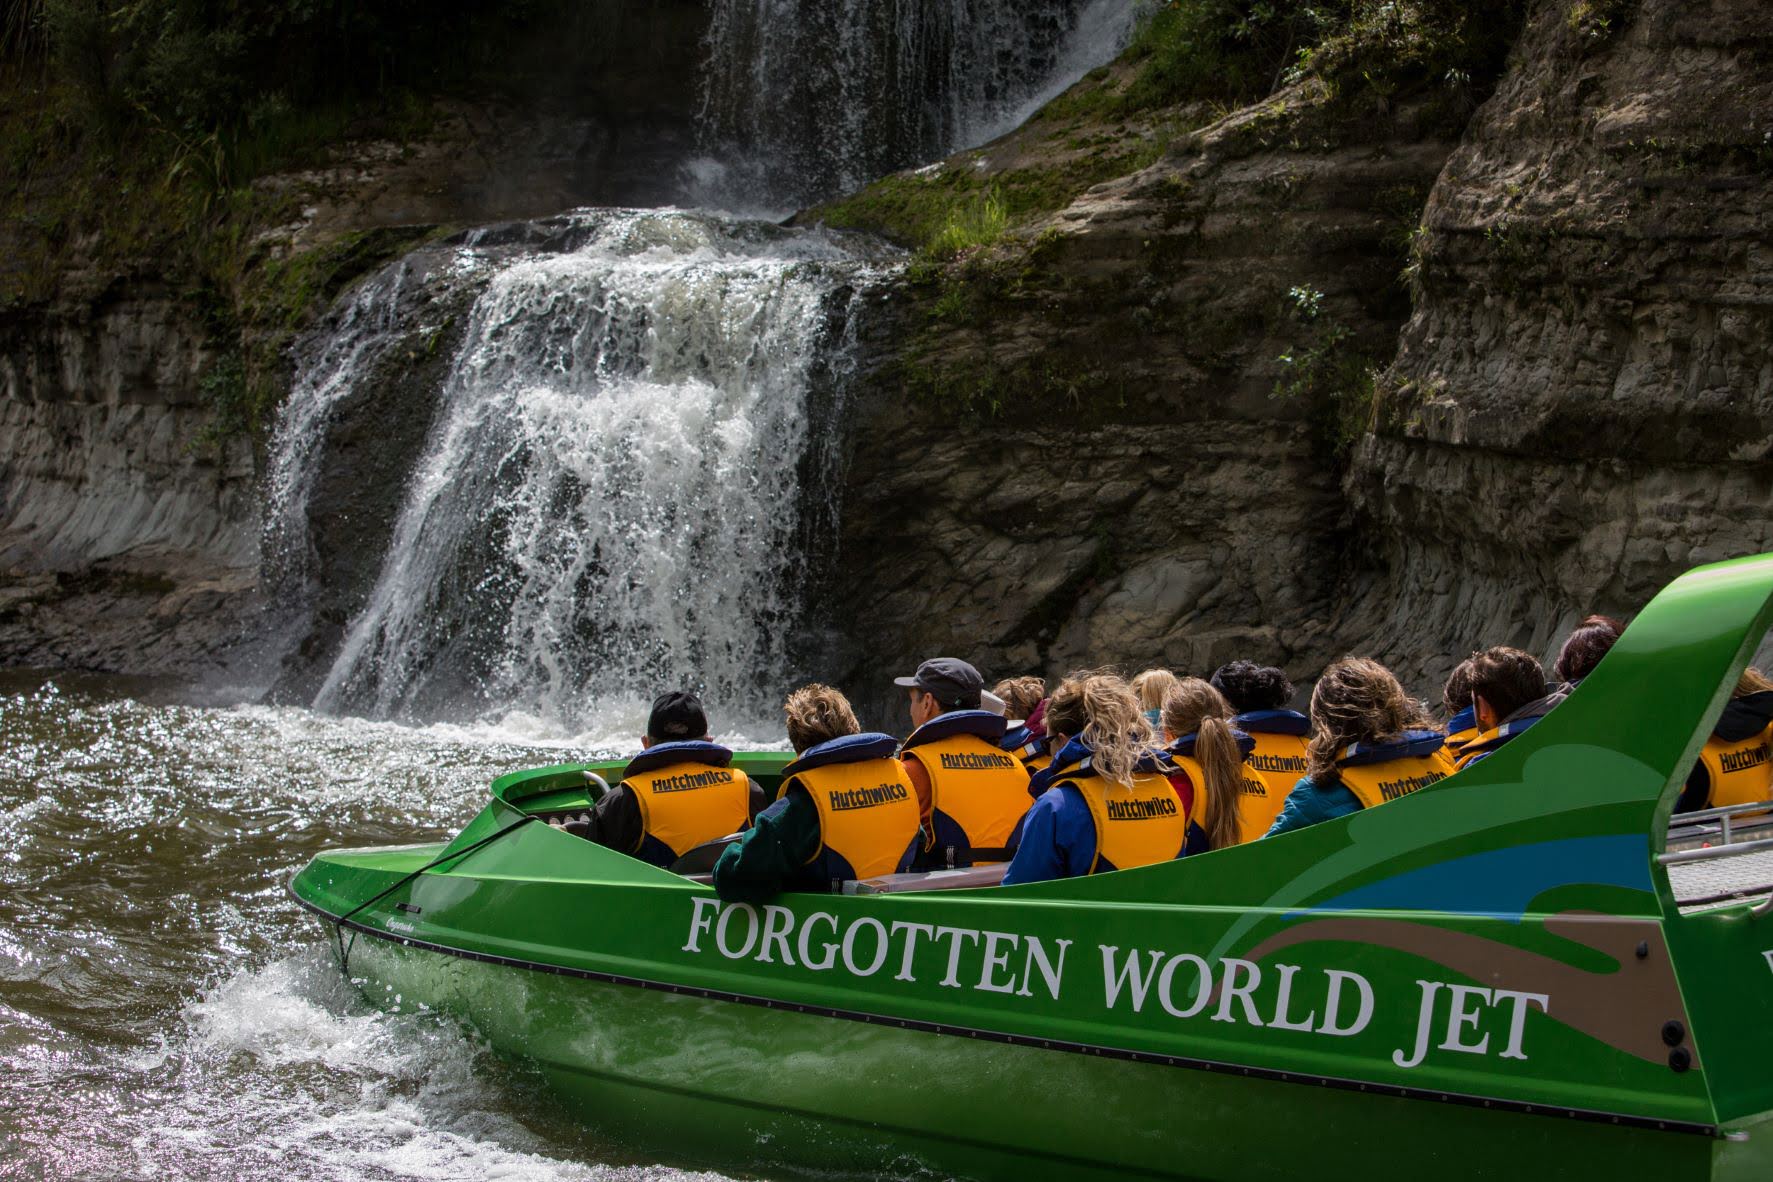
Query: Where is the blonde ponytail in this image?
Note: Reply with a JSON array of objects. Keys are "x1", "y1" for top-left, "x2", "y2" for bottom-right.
[
  {"x1": 1044, "y1": 671, "x2": 1152, "y2": 789},
  {"x1": 1161, "y1": 678, "x2": 1243, "y2": 851},
  {"x1": 1193, "y1": 717, "x2": 1246, "y2": 852}
]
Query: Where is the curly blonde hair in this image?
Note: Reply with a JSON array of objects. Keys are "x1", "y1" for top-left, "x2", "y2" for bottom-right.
[
  {"x1": 1305, "y1": 657, "x2": 1431, "y2": 781},
  {"x1": 1044, "y1": 670, "x2": 1153, "y2": 788},
  {"x1": 783, "y1": 684, "x2": 859, "y2": 754}
]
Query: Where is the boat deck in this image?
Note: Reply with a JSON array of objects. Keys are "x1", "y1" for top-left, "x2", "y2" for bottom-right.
[{"x1": 1664, "y1": 801, "x2": 1773, "y2": 913}]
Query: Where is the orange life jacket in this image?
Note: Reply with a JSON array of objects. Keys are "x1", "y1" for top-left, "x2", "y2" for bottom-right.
[
  {"x1": 1048, "y1": 754, "x2": 1188, "y2": 874},
  {"x1": 1697, "y1": 725, "x2": 1773, "y2": 812},
  {"x1": 620, "y1": 743, "x2": 751, "y2": 868},
  {"x1": 1335, "y1": 733, "x2": 1455, "y2": 809},
  {"x1": 903, "y1": 711, "x2": 1031, "y2": 866},
  {"x1": 781, "y1": 734, "x2": 922, "y2": 885}
]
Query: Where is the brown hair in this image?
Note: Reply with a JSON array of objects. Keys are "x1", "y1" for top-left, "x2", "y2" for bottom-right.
[
  {"x1": 783, "y1": 684, "x2": 859, "y2": 754},
  {"x1": 1131, "y1": 669, "x2": 1180, "y2": 712},
  {"x1": 991, "y1": 676, "x2": 1047, "y2": 721},
  {"x1": 1467, "y1": 646, "x2": 1546, "y2": 723},
  {"x1": 1736, "y1": 667, "x2": 1773, "y2": 698},
  {"x1": 1553, "y1": 614, "x2": 1624, "y2": 683},
  {"x1": 1161, "y1": 678, "x2": 1243, "y2": 853},
  {"x1": 1044, "y1": 670, "x2": 1153, "y2": 788},
  {"x1": 1305, "y1": 657, "x2": 1431, "y2": 781},
  {"x1": 1442, "y1": 658, "x2": 1476, "y2": 715}
]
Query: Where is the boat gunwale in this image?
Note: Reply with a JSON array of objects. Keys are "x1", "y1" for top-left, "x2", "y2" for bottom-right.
[{"x1": 289, "y1": 884, "x2": 1724, "y2": 1141}]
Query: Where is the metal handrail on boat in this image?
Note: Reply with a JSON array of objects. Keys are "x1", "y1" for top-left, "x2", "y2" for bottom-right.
[
  {"x1": 1666, "y1": 797, "x2": 1773, "y2": 848},
  {"x1": 1658, "y1": 835, "x2": 1773, "y2": 865},
  {"x1": 1667, "y1": 798, "x2": 1773, "y2": 825}
]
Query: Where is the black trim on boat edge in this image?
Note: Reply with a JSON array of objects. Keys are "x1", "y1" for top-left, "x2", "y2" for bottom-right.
[{"x1": 290, "y1": 890, "x2": 1723, "y2": 1141}]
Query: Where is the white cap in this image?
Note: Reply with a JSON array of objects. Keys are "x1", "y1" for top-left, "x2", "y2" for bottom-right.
[{"x1": 981, "y1": 689, "x2": 1007, "y2": 716}]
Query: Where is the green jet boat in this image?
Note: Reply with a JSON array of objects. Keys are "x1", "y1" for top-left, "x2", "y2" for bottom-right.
[{"x1": 290, "y1": 553, "x2": 1773, "y2": 1181}]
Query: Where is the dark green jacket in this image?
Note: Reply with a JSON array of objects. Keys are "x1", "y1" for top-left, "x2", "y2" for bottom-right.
[{"x1": 711, "y1": 789, "x2": 821, "y2": 903}]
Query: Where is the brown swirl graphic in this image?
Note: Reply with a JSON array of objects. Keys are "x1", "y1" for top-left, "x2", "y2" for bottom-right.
[{"x1": 1241, "y1": 911, "x2": 1691, "y2": 1066}]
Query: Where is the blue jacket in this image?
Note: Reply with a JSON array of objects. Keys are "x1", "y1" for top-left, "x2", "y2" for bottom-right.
[
  {"x1": 1231, "y1": 708, "x2": 1310, "y2": 737},
  {"x1": 1002, "y1": 738, "x2": 1180, "y2": 885},
  {"x1": 1265, "y1": 730, "x2": 1446, "y2": 837},
  {"x1": 1444, "y1": 704, "x2": 1478, "y2": 738}
]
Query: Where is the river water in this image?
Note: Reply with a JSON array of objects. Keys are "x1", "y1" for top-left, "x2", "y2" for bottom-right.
[
  {"x1": 1, "y1": 5, "x2": 1143, "y2": 1175},
  {"x1": 0, "y1": 671, "x2": 772, "y2": 1180}
]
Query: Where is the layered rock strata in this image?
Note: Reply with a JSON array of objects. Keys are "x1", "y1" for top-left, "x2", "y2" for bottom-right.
[{"x1": 1346, "y1": 0, "x2": 1773, "y2": 687}]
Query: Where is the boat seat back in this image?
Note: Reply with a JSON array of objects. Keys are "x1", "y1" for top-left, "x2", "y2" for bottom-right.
[{"x1": 669, "y1": 833, "x2": 742, "y2": 876}]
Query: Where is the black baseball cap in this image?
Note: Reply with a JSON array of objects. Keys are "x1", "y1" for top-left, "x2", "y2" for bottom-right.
[
  {"x1": 893, "y1": 658, "x2": 984, "y2": 709},
  {"x1": 647, "y1": 690, "x2": 709, "y2": 741}
]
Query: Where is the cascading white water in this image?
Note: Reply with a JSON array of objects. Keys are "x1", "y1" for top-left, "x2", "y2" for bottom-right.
[
  {"x1": 266, "y1": 5, "x2": 1143, "y2": 731},
  {"x1": 269, "y1": 211, "x2": 889, "y2": 730},
  {"x1": 690, "y1": 0, "x2": 1138, "y2": 210}
]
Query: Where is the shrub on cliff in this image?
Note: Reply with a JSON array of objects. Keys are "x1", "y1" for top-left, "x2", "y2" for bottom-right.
[{"x1": 1123, "y1": 0, "x2": 1527, "y2": 118}]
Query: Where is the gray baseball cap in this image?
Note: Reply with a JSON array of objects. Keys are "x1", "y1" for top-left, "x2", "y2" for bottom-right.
[{"x1": 893, "y1": 658, "x2": 984, "y2": 709}]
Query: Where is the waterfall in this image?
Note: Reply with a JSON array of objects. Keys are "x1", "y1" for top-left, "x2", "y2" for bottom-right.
[
  {"x1": 264, "y1": 4, "x2": 1142, "y2": 730},
  {"x1": 269, "y1": 211, "x2": 890, "y2": 730},
  {"x1": 691, "y1": 0, "x2": 1138, "y2": 210}
]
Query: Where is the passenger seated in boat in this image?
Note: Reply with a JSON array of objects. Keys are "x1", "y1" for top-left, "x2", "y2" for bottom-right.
[
  {"x1": 1265, "y1": 657, "x2": 1453, "y2": 837},
  {"x1": 1208, "y1": 661, "x2": 1309, "y2": 839},
  {"x1": 1455, "y1": 647, "x2": 1563, "y2": 769},
  {"x1": 712, "y1": 685, "x2": 920, "y2": 902},
  {"x1": 1553, "y1": 614, "x2": 1624, "y2": 687},
  {"x1": 895, "y1": 658, "x2": 1031, "y2": 869},
  {"x1": 1132, "y1": 668, "x2": 1180, "y2": 731},
  {"x1": 994, "y1": 676, "x2": 1052, "y2": 777},
  {"x1": 1676, "y1": 668, "x2": 1773, "y2": 813},
  {"x1": 1441, "y1": 659, "x2": 1480, "y2": 762},
  {"x1": 586, "y1": 691, "x2": 762, "y2": 869},
  {"x1": 1159, "y1": 678, "x2": 1250, "y2": 854},
  {"x1": 1002, "y1": 672, "x2": 1187, "y2": 884}
]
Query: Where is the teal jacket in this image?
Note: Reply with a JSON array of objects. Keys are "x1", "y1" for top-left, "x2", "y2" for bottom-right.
[
  {"x1": 1265, "y1": 774, "x2": 1359, "y2": 835},
  {"x1": 1265, "y1": 730, "x2": 1449, "y2": 837}
]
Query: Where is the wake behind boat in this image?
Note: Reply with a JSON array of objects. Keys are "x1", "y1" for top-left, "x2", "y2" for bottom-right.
[{"x1": 289, "y1": 553, "x2": 1773, "y2": 1181}]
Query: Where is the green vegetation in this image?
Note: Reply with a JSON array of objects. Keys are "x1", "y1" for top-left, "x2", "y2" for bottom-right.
[
  {"x1": 1272, "y1": 284, "x2": 1380, "y2": 459},
  {"x1": 1072, "y1": 0, "x2": 1529, "y2": 122},
  {"x1": 817, "y1": 135, "x2": 1167, "y2": 260},
  {"x1": 1566, "y1": 0, "x2": 1631, "y2": 46},
  {"x1": 0, "y1": 0, "x2": 618, "y2": 443}
]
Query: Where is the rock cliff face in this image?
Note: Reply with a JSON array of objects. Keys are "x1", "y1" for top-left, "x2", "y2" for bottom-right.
[
  {"x1": 819, "y1": 51, "x2": 1495, "y2": 703},
  {"x1": 821, "y1": 0, "x2": 1773, "y2": 706},
  {"x1": 4, "y1": 0, "x2": 1769, "y2": 713},
  {"x1": 0, "y1": 1, "x2": 708, "y2": 681},
  {"x1": 0, "y1": 277, "x2": 260, "y2": 675},
  {"x1": 1346, "y1": 0, "x2": 1773, "y2": 686}
]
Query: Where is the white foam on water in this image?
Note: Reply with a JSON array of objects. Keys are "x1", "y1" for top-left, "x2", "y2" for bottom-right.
[
  {"x1": 111, "y1": 951, "x2": 744, "y2": 1182},
  {"x1": 270, "y1": 210, "x2": 884, "y2": 734}
]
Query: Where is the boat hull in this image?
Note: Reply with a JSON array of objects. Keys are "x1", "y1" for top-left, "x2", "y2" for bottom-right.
[
  {"x1": 292, "y1": 554, "x2": 1773, "y2": 1179},
  {"x1": 338, "y1": 931, "x2": 1765, "y2": 1182}
]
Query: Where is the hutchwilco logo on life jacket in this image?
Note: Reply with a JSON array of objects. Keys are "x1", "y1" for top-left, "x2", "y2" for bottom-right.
[
  {"x1": 938, "y1": 752, "x2": 1019, "y2": 770},
  {"x1": 1376, "y1": 771, "x2": 1446, "y2": 802},
  {"x1": 651, "y1": 769, "x2": 737, "y2": 793},
  {"x1": 1249, "y1": 753, "x2": 1307, "y2": 774},
  {"x1": 829, "y1": 782, "x2": 910, "y2": 811},
  {"x1": 1105, "y1": 796, "x2": 1178, "y2": 821},
  {"x1": 1721, "y1": 743, "x2": 1772, "y2": 774}
]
